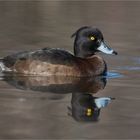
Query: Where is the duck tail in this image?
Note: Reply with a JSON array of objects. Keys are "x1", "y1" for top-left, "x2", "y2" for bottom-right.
[
  {"x1": 0, "y1": 58, "x2": 7, "y2": 80},
  {"x1": 0, "y1": 58, "x2": 5, "y2": 73}
]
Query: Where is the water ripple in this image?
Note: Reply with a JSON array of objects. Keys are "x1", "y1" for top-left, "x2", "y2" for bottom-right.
[
  {"x1": 117, "y1": 66, "x2": 140, "y2": 71},
  {"x1": 106, "y1": 72, "x2": 124, "y2": 79}
]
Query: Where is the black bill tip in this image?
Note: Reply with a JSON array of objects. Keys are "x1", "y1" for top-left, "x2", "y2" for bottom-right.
[{"x1": 113, "y1": 51, "x2": 118, "y2": 55}]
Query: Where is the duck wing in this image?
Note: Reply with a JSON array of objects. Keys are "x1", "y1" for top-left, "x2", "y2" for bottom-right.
[{"x1": 2, "y1": 48, "x2": 75, "y2": 68}]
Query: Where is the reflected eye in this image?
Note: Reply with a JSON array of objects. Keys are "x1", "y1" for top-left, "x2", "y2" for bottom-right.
[
  {"x1": 86, "y1": 108, "x2": 93, "y2": 116},
  {"x1": 90, "y1": 36, "x2": 95, "y2": 41}
]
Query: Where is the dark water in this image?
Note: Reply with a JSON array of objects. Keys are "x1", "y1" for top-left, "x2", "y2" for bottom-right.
[{"x1": 0, "y1": 1, "x2": 140, "y2": 139}]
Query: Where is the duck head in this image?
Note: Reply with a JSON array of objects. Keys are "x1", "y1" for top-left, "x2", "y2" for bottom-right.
[{"x1": 71, "y1": 26, "x2": 118, "y2": 58}]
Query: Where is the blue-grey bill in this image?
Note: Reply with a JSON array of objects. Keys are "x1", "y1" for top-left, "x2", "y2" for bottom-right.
[
  {"x1": 95, "y1": 97, "x2": 112, "y2": 109},
  {"x1": 97, "y1": 42, "x2": 118, "y2": 55}
]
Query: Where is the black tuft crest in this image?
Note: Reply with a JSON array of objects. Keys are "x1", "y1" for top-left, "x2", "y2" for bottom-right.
[{"x1": 71, "y1": 26, "x2": 90, "y2": 38}]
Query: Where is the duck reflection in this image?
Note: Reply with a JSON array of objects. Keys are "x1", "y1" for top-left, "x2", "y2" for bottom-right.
[
  {"x1": 69, "y1": 93, "x2": 114, "y2": 122},
  {"x1": 3, "y1": 74, "x2": 106, "y2": 94},
  {"x1": 2, "y1": 74, "x2": 114, "y2": 122}
]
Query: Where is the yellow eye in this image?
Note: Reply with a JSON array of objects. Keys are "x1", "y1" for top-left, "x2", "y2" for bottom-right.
[
  {"x1": 90, "y1": 36, "x2": 95, "y2": 41},
  {"x1": 86, "y1": 108, "x2": 93, "y2": 116}
]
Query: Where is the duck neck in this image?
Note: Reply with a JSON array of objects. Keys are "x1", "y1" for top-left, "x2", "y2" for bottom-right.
[{"x1": 74, "y1": 44, "x2": 95, "y2": 58}]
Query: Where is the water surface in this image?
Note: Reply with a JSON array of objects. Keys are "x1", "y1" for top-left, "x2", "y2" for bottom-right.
[{"x1": 0, "y1": 1, "x2": 140, "y2": 139}]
